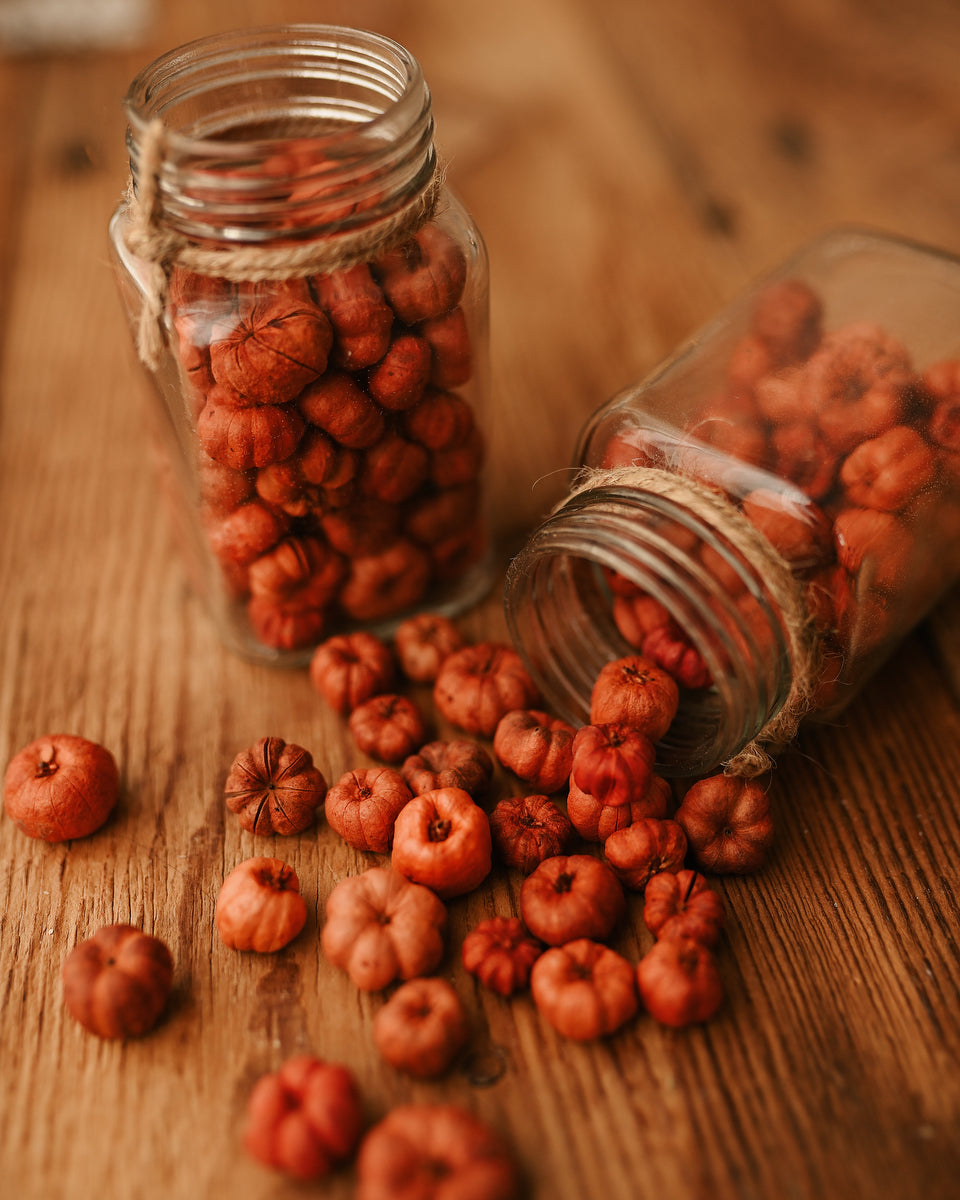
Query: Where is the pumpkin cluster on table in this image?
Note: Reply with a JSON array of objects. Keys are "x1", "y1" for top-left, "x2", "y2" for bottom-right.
[
  {"x1": 2, "y1": 611, "x2": 777, "y2": 1196},
  {"x1": 170, "y1": 210, "x2": 487, "y2": 655},
  {"x1": 228, "y1": 615, "x2": 773, "y2": 1187}
]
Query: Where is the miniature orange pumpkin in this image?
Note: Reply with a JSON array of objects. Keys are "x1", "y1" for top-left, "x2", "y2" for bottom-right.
[
  {"x1": 320, "y1": 866, "x2": 446, "y2": 991},
  {"x1": 391, "y1": 787, "x2": 492, "y2": 898}
]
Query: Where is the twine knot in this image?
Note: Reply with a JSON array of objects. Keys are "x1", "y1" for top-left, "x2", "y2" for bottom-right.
[{"x1": 121, "y1": 117, "x2": 445, "y2": 369}]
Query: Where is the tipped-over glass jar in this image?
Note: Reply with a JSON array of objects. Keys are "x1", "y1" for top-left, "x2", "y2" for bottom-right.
[
  {"x1": 506, "y1": 228, "x2": 960, "y2": 776},
  {"x1": 110, "y1": 25, "x2": 491, "y2": 663}
]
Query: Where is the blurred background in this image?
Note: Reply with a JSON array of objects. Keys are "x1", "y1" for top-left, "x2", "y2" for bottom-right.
[{"x1": 5, "y1": 0, "x2": 960, "y2": 544}]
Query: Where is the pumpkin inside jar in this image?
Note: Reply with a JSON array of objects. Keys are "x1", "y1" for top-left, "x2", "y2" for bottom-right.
[
  {"x1": 552, "y1": 252, "x2": 960, "y2": 762},
  {"x1": 118, "y1": 65, "x2": 490, "y2": 661},
  {"x1": 499, "y1": 233, "x2": 960, "y2": 786}
]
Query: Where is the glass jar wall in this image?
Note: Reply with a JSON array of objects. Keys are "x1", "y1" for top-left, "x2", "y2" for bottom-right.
[
  {"x1": 111, "y1": 25, "x2": 491, "y2": 663},
  {"x1": 506, "y1": 229, "x2": 960, "y2": 775}
]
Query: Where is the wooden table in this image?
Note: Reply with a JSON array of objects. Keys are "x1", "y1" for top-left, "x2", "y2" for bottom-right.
[{"x1": 2, "y1": 1, "x2": 960, "y2": 1197}]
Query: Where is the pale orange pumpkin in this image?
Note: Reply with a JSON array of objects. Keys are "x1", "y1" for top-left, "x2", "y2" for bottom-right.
[
  {"x1": 531, "y1": 938, "x2": 638, "y2": 1041},
  {"x1": 321, "y1": 866, "x2": 446, "y2": 991},
  {"x1": 391, "y1": 787, "x2": 492, "y2": 898},
  {"x1": 492, "y1": 709, "x2": 575, "y2": 794}
]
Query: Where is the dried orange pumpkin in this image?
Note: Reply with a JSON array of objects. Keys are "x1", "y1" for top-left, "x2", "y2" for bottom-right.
[
  {"x1": 324, "y1": 767, "x2": 413, "y2": 853},
  {"x1": 636, "y1": 936, "x2": 724, "y2": 1027},
  {"x1": 589, "y1": 655, "x2": 679, "y2": 742},
  {"x1": 243, "y1": 1055, "x2": 363, "y2": 1181},
  {"x1": 492, "y1": 709, "x2": 575, "y2": 794},
  {"x1": 391, "y1": 786, "x2": 492, "y2": 898},
  {"x1": 434, "y1": 643, "x2": 540, "y2": 737},
  {"x1": 603, "y1": 817, "x2": 687, "y2": 892},
  {"x1": 643, "y1": 869, "x2": 725, "y2": 947},
  {"x1": 309, "y1": 631, "x2": 396, "y2": 716},
  {"x1": 570, "y1": 722, "x2": 656, "y2": 807},
  {"x1": 400, "y1": 739, "x2": 493, "y2": 800},
  {"x1": 489, "y1": 794, "x2": 573, "y2": 874},
  {"x1": 223, "y1": 737, "x2": 326, "y2": 836},
  {"x1": 565, "y1": 776, "x2": 670, "y2": 843},
  {"x1": 675, "y1": 774, "x2": 774, "y2": 874},
  {"x1": 373, "y1": 977, "x2": 468, "y2": 1078},
  {"x1": 461, "y1": 916, "x2": 543, "y2": 997},
  {"x1": 320, "y1": 866, "x2": 446, "y2": 991},
  {"x1": 209, "y1": 290, "x2": 332, "y2": 405},
  {"x1": 520, "y1": 854, "x2": 625, "y2": 946},
  {"x1": 355, "y1": 1103, "x2": 519, "y2": 1200},
  {"x1": 530, "y1": 938, "x2": 637, "y2": 1041}
]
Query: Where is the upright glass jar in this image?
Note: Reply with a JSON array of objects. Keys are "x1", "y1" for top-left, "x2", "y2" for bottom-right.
[
  {"x1": 506, "y1": 228, "x2": 960, "y2": 776},
  {"x1": 111, "y1": 25, "x2": 491, "y2": 663}
]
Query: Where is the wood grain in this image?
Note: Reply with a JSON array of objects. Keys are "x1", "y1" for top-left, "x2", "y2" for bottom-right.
[{"x1": 2, "y1": 1, "x2": 960, "y2": 1198}]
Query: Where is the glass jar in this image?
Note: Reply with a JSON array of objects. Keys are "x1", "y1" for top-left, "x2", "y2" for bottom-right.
[
  {"x1": 110, "y1": 25, "x2": 491, "y2": 663},
  {"x1": 505, "y1": 228, "x2": 960, "y2": 776}
]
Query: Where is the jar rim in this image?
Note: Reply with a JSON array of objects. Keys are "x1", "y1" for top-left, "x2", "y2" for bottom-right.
[
  {"x1": 123, "y1": 24, "x2": 426, "y2": 158},
  {"x1": 504, "y1": 486, "x2": 794, "y2": 774},
  {"x1": 121, "y1": 24, "x2": 436, "y2": 248}
]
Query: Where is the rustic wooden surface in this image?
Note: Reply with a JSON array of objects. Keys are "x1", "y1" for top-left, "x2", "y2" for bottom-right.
[{"x1": 2, "y1": 1, "x2": 960, "y2": 1197}]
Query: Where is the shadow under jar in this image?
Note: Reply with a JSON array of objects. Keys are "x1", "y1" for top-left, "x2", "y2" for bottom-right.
[
  {"x1": 506, "y1": 228, "x2": 960, "y2": 776},
  {"x1": 110, "y1": 25, "x2": 491, "y2": 663}
]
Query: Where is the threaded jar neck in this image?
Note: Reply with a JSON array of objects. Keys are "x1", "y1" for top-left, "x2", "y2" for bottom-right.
[
  {"x1": 504, "y1": 487, "x2": 794, "y2": 775},
  {"x1": 123, "y1": 25, "x2": 435, "y2": 246}
]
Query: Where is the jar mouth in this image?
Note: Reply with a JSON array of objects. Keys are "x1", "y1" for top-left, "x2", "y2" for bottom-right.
[
  {"x1": 123, "y1": 25, "x2": 434, "y2": 244},
  {"x1": 124, "y1": 25, "x2": 425, "y2": 153},
  {"x1": 504, "y1": 487, "x2": 794, "y2": 775}
]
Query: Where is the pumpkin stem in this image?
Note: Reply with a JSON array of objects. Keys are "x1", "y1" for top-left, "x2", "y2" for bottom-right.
[
  {"x1": 257, "y1": 864, "x2": 293, "y2": 891},
  {"x1": 35, "y1": 746, "x2": 59, "y2": 777},
  {"x1": 428, "y1": 817, "x2": 452, "y2": 842}
]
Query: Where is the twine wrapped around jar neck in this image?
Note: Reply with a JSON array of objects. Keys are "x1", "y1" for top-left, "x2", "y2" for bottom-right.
[
  {"x1": 564, "y1": 464, "x2": 821, "y2": 777},
  {"x1": 122, "y1": 117, "x2": 445, "y2": 369}
]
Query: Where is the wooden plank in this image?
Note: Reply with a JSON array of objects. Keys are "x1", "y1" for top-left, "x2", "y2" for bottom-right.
[{"x1": 2, "y1": 1, "x2": 960, "y2": 1198}]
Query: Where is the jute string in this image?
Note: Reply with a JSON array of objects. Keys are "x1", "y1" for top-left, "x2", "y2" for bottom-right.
[
  {"x1": 565, "y1": 465, "x2": 820, "y2": 777},
  {"x1": 122, "y1": 118, "x2": 445, "y2": 370}
]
